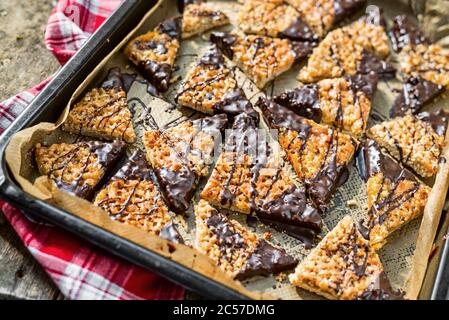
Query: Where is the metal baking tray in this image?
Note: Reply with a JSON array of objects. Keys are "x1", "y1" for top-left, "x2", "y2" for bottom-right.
[{"x1": 0, "y1": 0, "x2": 448, "y2": 300}]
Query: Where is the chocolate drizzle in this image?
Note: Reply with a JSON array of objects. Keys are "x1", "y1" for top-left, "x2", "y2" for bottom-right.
[
  {"x1": 205, "y1": 209, "x2": 296, "y2": 280},
  {"x1": 236, "y1": 240, "x2": 297, "y2": 280},
  {"x1": 278, "y1": 17, "x2": 318, "y2": 44},
  {"x1": 358, "y1": 272, "x2": 404, "y2": 300},
  {"x1": 133, "y1": 17, "x2": 182, "y2": 93},
  {"x1": 273, "y1": 85, "x2": 322, "y2": 123},
  {"x1": 177, "y1": 45, "x2": 259, "y2": 123},
  {"x1": 218, "y1": 113, "x2": 321, "y2": 246},
  {"x1": 390, "y1": 15, "x2": 429, "y2": 53},
  {"x1": 391, "y1": 76, "x2": 444, "y2": 117},
  {"x1": 206, "y1": 212, "x2": 245, "y2": 254},
  {"x1": 48, "y1": 140, "x2": 126, "y2": 199},
  {"x1": 416, "y1": 109, "x2": 449, "y2": 136},
  {"x1": 210, "y1": 32, "x2": 237, "y2": 60},
  {"x1": 155, "y1": 114, "x2": 228, "y2": 214},
  {"x1": 258, "y1": 97, "x2": 354, "y2": 211},
  {"x1": 358, "y1": 50, "x2": 395, "y2": 79},
  {"x1": 356, "y1": 140, "x2": 422, "y2": 235},
  {"x1": 98, "y1": 150, "x2": 184, "y2": 244},
  {"x1": 333, "y1": 0, "x2": 367, "y2": 25},
  {"x1": 102, "y1": 67, "x2": 125, "y2": 91},
  {"x1": 273, "y1": 73, "x2": 378, "y2": 134},
  {"x1": 159, "y1": 222, "x2": 184, "y2": 244}
]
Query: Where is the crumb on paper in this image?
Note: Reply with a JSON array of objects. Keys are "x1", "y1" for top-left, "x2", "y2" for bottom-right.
[
  {"x1": 275, "y1": 272, "x2": 287, "y2": 282},
  {"x1": 263, "y1": 231, "x2": 272, "y2": 240},
  {"x1": 346, "y1": 199, "x2": 358, "y2": 208}
]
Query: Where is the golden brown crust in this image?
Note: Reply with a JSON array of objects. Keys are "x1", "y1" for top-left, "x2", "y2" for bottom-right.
[
  {"x1": 200, "y1": 152, "x2": 293, "y2": 215},
  {"x1": 34, "y1": 141, "x2": 126, "y2": 198},
  {"x1": 182, "y1": 3, "x2": 229, "y2": 39},
  {"x1": 195, "y1": 200, "x2": 258, "y2": 278},
  {"x1": 286, "y1": 0, "x2": 335, "y2": 37},
  {"x1": 124, "y1": 31, "x2": 179, "y2": 69},
  {"x1": 238, "y1": 0, "x2": 300, "y2": 38},
  {"x1": 366, "y1": 172, "x2": 431, "y2": 249},
  {"x1": 367, "y1": 114, "x2": 444, "y2": 177},
  {"x1": 231, "y1": 34, "x2": 297, "y2": 88},
  {"x1": 289, "y1": 215, "x2": 384, "y2": 300},
  {"x1": 63, "y1": 87, "x2": 135, "y2": 143},
  {"x1": 398, "y1": 44, "x2": 449, "y2": 87},
  {"x1": 94, "y1": 178, "x2": 173, "y2": 235},
  {"x1": 278, "y1": 121, "x2": 356, "y2": 182},
  {"x1": 298, "y1": 19, "x2": 389, "y2": 83},
  {"x1": 143, "y1": 120, "x2": 218, "y2": 178},
  {"x1": 35, "y1": 143, "x2": 103, "y2": 191},
  {"x1": 317, "y1": 77, "x2": 371, "y2": 137},
  {"x1": 176, "y1": 62, "x2": 237, "y2": 114}
]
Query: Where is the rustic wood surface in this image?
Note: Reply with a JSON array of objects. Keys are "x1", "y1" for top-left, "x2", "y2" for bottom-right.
[{"x1": 0, "y1": 0, "x2": 62, "y2": 300}]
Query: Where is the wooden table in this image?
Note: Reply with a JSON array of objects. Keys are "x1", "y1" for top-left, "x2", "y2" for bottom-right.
[{"x1": 0, "y1": 211, "x2": 64, "y2": 299}]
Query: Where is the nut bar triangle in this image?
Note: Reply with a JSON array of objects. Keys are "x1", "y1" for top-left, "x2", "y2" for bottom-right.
[
  {"x1": 273, "y1": 72, "x2": 378, "y2": 137},
  {"x1": 389, "y1": 16, "x2": 448, "y2": 116},
  {"x1": 62, "y1": 68, "x2": 136, "y2": 143},
  {"x1": 298, "y1": 11, "x2": 394, "y2": 83},
  {"x1": 367, "y1": 110, "x2": 449, "y2": 177},
  {"x1": 124, "y1": 17, "x2": 182, "y2": 92},
  {"x1": 259, "y1": 97, "x2": 357, "y2": 210},
  {"x1": 356, "y1": 140, "x2": 431, "y2": 250},
  {"x1": 195, "y1": 200, "x2": 297, "y2": 280},
  {"x1": 289, "y1": 215, "x2": 403, "y2": 300},
  {"x1": 210, "y1": 31, "x2": 312, "y2": 89},
  {"x1": 143, "y1": 114, "x2": 228, "y2": 214},
  {"x1": 285, "y1": 0, "x2": 367, "y2": 38},
  {"x1": 201, "y1": 113, "x2": 322, "y2": 247},
  {"x1": 35, "y1": 140, "x2": 126, "y2": 200},
  {"x1": 94, "y1": 150, "x2": 183, "y2": 244},
  {"x1": 175, "y1": 45, "x2": 259, "y2": 122},
  {"x1": 237, "y1": 0, "x2": 318, "y2": 43},
  {"x1": 179, "y1": 0, "x2": 229, "y2": 39}
]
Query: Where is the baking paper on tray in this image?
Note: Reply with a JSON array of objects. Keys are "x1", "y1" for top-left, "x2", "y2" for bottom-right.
[{"x1": 5, "y1": 0, "x2": 449, "y2": 300}]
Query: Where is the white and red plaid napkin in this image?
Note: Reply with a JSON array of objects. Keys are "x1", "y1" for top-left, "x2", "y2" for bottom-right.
[{"x1": 0, "y1": 0, "x2": 184, "y2": 300}]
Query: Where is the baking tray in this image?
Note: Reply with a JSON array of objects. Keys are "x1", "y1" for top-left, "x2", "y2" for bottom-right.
[{"x1": 0, "y1": 0, "x2": 448, "y2": 300}]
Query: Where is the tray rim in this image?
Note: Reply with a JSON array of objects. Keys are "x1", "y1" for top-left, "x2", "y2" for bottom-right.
[{"x1": 0, "y1": 0, "x2": 448, "y2": 300}]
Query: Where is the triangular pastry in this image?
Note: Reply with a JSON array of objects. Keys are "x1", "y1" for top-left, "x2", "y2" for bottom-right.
[
  {"x1": 176, "y1": 46, "x2": 259, "y2": 122},
  {"x1": 367, "y1": 110, "x2": 449, "y2": 177},
  {"x1": 356, "y1": 140, "x2": 431, "y2": 249},
  {"x1": 181, "y1": 0, "x2": 229, "y2": 39},
  {"x1": 201, "y1": 113, "x2": 322, "y2": 247},
  {"x1": 94, "y1": 150, "x2": 183, "y2": 243},
  {"x1": 195, "y1": 200, "x2": 297, "y2": 280},
  {"x1": 143, "y1": 114, "x2": 227, "y2": 214},
  {"x1": 63, "y1": 68, "x2": 136, "y2": 143},
  {"x1": 274, "y1": 73, "x2": 378, "y2": 137},
  {"x1": 211, "y1": 32, "x2": 312, "y2": 88},
  {"x1": 124, "y1": 17, "x2": 182, "y2": 92},
  {"x1": 259, "y1": 98, "x2": 357, "y2": 210},
  {"x1": 35, "y1": 140, "x2": 126, "y2": 199},
  {"x1": 290, "y1": 215, "x2": 403, "y2": 300}
]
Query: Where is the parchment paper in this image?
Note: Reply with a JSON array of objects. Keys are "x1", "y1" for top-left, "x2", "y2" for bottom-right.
[{"x1": 5, "y1": 0, "x2": 449, "y2": 300}]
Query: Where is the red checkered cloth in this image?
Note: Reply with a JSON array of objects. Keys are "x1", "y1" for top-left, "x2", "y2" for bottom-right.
[{"x1": 0, "y1": 0, "x2": 185, "y2": 300}]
